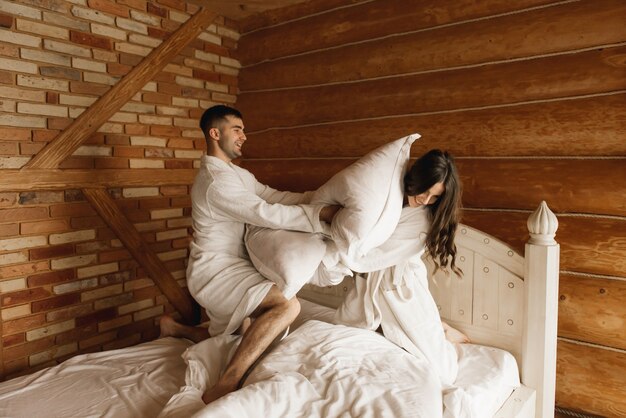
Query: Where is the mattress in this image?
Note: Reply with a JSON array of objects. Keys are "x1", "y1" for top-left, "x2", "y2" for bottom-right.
[{"x1": 0, "y1": 298, "x2": 520, "y2": 418}]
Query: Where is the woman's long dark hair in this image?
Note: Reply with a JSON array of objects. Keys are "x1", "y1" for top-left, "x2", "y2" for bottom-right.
[{"x1": 404, "y1": 149, "x2": 462, "y2": 275}]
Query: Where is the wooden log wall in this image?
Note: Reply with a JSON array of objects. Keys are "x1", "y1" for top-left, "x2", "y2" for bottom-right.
[
  {"x1": 236, "y1": 0, "x2": 626, "y2": 416},
  {"x1": 0, "y1": 0, "x2": 240, "y2": 379}
]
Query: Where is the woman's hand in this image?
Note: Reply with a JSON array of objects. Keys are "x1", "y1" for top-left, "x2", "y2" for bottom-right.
[{"x1": 319, "y1": 205, "x2": 342, "y2": 223}]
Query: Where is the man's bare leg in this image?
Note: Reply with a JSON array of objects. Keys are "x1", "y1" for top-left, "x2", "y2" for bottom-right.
[
  {"x1": 159, "y1": 314, "x2": 209, "y2": 344},
  {"x1": 202, "y1": 286, "x2": 300, "y2": 404}
]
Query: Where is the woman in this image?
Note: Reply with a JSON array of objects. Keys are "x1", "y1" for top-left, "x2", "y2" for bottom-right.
[{"x1": 335, "y1": 148, "x2": 468, "y2": 386}]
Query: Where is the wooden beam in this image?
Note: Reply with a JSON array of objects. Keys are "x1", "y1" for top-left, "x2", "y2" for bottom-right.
[
  {"x1": 187, "y1": 0, "x2": 311, "y2": 20},
  {"x1": 82, "y1": 188, "x2": 199, "y2": 324},
  {"x1": 0, "y1": 169, "x2": 196, "y2": 192},
  {"x1": 23, "y1": 8, "x2": 217, "y2": 169}
]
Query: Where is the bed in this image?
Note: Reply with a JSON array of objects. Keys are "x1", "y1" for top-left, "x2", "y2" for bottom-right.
[{"x1": 0, "y1": 202, "x2": 559, "y2": 418}]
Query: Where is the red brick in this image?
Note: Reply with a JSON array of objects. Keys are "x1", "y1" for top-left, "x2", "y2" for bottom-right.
[
  {"x1": 3, "y1": 336, "x2": 54, "y2": 362},
  {"x1": 192, "y1": 69, "x2": 219, "y2": 83},
  {"x1": 46, "y1": 303, "x2": 93, "y2": 322},
  {"x1": 107, "y1": 62, "x2": 131, "y2": 76},
  {"x1": 0, "y1": 128, "x2": 30, "y2": 141},
  {"x1": 103, "y1": 333, "x2": 141, "y2": 351},
  {"x1": 3, "y1": 333, "x2": 25, "y2": 348},
  {"x1": 167, "y1": 138, "x2": 194, "y2": 149},
  {"x1": 32, "y1": 293, "x2": 81, "y2": 313},
  {"x1": 172, "y1": 236, "x2": 191, "y2": 248},
  {"x1": 220, "y1": 74, "x2": 238, "y2": 87},
  {"x1": 70, "y1": 30, "x2": 113, "y2": 50},
  {"x1": 160, "y1": 185, "x2": 187, "y2": 196},
  {"x1": 150, "y1": 125, "x2": 180, "y2": 137},
  {"x1": 99, "y1": 248, "x2": 131, "y2": 263},
  {"x1": 163, "y1": 259, "x2": 184, "y2": 271},
  {"x1": 20, "y1": 142, "x2": 46, "y2": 155},
  {"x1": 50, "y1": 202, "x2": 96, "y2": 218},
  {"x1": 222, "y1": 37, "x2": 237, "y2": 50},
  {"x1": 142, "y1": 92, "x2": 170, "y2": 105},
  {"x1": 29, "y1": 244, "x2": 74, "y2": 261},
  {"x1": 70, "y1": 81, "x2": 109, "y2": 95},
  {"x1": 157, "y1": 82, "x2": 180, "y2": 96},
  {"x1": 55, "y1": 323, "x2": 98, "y2": 345},
  {"x1": 85, "y1": 133, "x2": 105, "y2": 145},
  {"x1": 48, "y1": 117, "x2": 72, "y2": 130},
  {"x1": 0, "y1": 12, "x2": 13, "y2": 29},
  {"x1": 118, "y1": 0, "x2": 144, "y2": 11},
  {"x1": 119, "y1": 53, "x2": 142, "y2": 66},
  {"x1": 0, "y1": 141, "x2": 18, "y2": 155},
  {"x1": 97, "y1": 227, "x2": 117, "y2": 240},
  {"x1": 181, "y1": 86, "x2": 211, "y2": 100},
  {"x1": 161, "y1": 19, "x2": 180, "y2": 33},
  {"x1": 204, "y1": 42, "x2": 229, "y2": 56},
  {"x1": 170, "y1": 197, "x2": 191, "y2": 209},
  {"x1": 59, "y1": 157, "x2": 95, "y2": 169},
  {"x1": 45, "y1": 91, "x2": 59, "y2": 104},
  {"x1": 87, "y1": 0, "x2": 129, "y2": 17},
  {"x1": 125, "y1": 124, "x2": 149, "y2": 135},
  {"x1": 0, "y1": 261, "x2": 49, "y2": 279},
  {"x1": 0, "y1": 43, "x2": 19, "y2": 58},
  {"x1": 95, "y1": 157, "x2": 129, "y2": 169},
  {"x1": 147, "y1": 2, "x2": 167, "y2": 17},
  {"x1": 123, "y1": 209, "x2": 150, "y2": 222},
  {"x1": 2, "y1": 313, "x2": 46, "y2": 335},
  {"x1": 21, "y1": 219, "x2": 69, "y2": 235},
  {"x1": 71, "y1": 215, "x2": 105, "y2": 229},
  {"x1": 28, "y1": 269, "x2": 75, "y2": 287},
  {"x1": 0, "y1": 192, "x2": 17, "y2": 207},
  {"x1": 104, "y1": 134, "x2": 129, "y2": 146},
  {"x1": 75, "y1": 307, "x2": 117, "y2": 327},
  {"x1": 139, "y1": 197, "x2": 170, "y2": 210},
  {"x1": 2, "y1": 287, "x2": 51, "y2": 307},
  {"x1": 32, "y1": 129, "x2": 58, "y2": 142},
  {"x1": 0, "y1": 69, "x2": 13, "y2": 84},
  {"x1": 0, "y1": 222, "x2": 19, "y2": 237},
  {"x1": 229, "y1": 85, "x2": 237, "y2": 95},
  {"x1": 189, "y1": 108, "x2": 203, "y2": 119},
  {"x1": 1, "y1": 207, "x2": 48, "y2": 222},
  {"x1": 117, "y1": 317, "x2": 155, "y2": 339},
  {"x1": 113, "y1": 146, "x2": 143, "y2": 158}
]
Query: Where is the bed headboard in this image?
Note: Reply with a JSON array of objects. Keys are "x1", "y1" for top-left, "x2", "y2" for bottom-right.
[{"x1": 298, "y1": 201, "x2": 560, "y2": 418}]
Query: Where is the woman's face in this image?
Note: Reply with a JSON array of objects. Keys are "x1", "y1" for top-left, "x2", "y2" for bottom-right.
[{"x1": 407, "y1": 182, "x2": 445, "y2": 207}]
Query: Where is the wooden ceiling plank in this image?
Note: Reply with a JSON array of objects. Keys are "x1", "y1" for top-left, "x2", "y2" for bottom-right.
[
  {"x1": 82, "y1": 188, "x2": 199, "y2": 324},
  {"x1": 23, "y1": 8, "x2": 217, "y2": 170}
]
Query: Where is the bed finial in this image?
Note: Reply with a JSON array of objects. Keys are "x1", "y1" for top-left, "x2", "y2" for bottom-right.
[{"x1": 527, "y1": 201, "x2": 558, "y2": 245}]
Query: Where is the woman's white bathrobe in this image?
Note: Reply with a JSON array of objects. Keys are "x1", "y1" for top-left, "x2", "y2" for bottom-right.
[{"x1": 186, "y1": 155, "x2": 328, "y2": 336}]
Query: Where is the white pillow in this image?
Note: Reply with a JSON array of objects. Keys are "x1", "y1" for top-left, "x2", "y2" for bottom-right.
[
  {"x1": 245, "y1": 226, "x2": 326, "y2": 299},
  {"x1": 311, "y1": 133, "x2": 420, "y2": 260}
]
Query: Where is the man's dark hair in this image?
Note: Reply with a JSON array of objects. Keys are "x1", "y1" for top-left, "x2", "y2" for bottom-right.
[{"x1": 199, "y1": 105, "x2": 243, "y2": 136}]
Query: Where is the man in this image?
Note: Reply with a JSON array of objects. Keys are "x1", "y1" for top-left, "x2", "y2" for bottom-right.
[{"x1": 159, "y1": 105, "x2": 339, "y2": 403}]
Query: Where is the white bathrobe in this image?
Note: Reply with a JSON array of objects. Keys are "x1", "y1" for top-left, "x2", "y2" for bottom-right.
[
  {"x1": 334, "y1": 206, "x2": 459, "y2": 386},
  {"x1": 186, "y1": 155, "x2": 328, "y2": 336}
]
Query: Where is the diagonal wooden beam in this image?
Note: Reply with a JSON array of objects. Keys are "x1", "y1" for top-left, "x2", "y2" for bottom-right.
[
  {"x1": 83, "y1": 188, "x2": 199, "y2": 324},
  {"x1": 0, "y1": 169, "x2": 196, "y2": 192},
  {"x1": 23, "y1": 7, "x2": 217, "y2": 170}
]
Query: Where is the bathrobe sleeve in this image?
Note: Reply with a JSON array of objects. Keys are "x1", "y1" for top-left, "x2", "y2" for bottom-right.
[
  {"x1": 205, "y1": 169, "x2": 326, "y2": 233},
  {"x1": 254, "y1": 181, "x2": 314, "y2": 205}
]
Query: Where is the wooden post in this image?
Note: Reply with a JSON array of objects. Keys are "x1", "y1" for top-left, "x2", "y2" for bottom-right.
[{"x1": 522, "y1": 201, "x2": 560, "y2": 418}]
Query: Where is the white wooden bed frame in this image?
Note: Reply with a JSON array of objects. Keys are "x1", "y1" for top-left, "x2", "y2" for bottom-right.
[{"x1": 299, "y1": 201, "x2": 559, "y2": 418}]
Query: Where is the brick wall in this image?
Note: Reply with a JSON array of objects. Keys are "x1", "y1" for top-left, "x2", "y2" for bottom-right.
[{"x1": 0, "y1": 0, "x2": 240, "y2": 379}]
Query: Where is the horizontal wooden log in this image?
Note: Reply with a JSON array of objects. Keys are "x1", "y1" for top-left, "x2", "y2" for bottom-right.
[
  {"x1": 242, "y1": 93, "x2": 626, "y2": 158},
  {"x1": 239, "y1": 0, "x2": 366, "y2": 33},
  {"x1": 238, "y1": 0, "x2": 554, "y2": 64},
  {"x1": 240, "y1": 159, "x2": 626, "y2": 217},
  {"x1": 188, "y1": 0, "x2": 310, "y2": 20},
  {"x1": 558, "y1": 274, "x2": 626, "y2": 351},
  {"x1": 241, "y1": 0, "x2": 626, "y2": 90},
  {"x1": 556, "y1": 340, "x2": 626, "y2": 417},
  {"x1": 237, "y1": 46, "x2": 626, "y2": 131},
  {"x1": 82, "y1": 188, "x2": 198, "y2": 324},
  {"x1": 461, "y1": 211, "x2": 626, "y2": 278},
  {"x1": 0, "y1": 169, "x2": 196, "y2": 192}
]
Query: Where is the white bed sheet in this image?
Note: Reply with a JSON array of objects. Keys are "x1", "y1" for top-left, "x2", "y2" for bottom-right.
[{"x1": 0, "y1": 337, "x2": 192, "y2": 418}]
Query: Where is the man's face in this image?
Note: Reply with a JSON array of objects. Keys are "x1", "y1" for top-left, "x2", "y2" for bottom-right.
[{"x1": 213, "y1": 115, "x2": 246, "y2": 161}]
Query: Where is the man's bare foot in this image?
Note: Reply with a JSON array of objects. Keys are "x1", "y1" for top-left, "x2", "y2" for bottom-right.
[
  {"x1": 443, "y1": 322, "x2": 470, "y2": 344},
  {"x1": 159, "y1": 314, "x2": 180, "y2": 338},
  {"x1": 158, "y1": 314, "x2": 209, "y2": 343},
  {"x1": 202, "y1": 382, "x2": 237, "y2": 404}
]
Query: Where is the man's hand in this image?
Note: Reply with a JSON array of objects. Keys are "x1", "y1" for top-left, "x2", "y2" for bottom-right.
[{"x1": 319, "y1": 205, "x2": 341, "y2": 223}]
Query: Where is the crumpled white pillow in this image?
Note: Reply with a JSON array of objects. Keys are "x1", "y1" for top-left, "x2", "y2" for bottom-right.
[
  {"x1": 311, "y1": 133, "x2": 420, "y2": 262},
  {"x1": 245, "y1": 133, "x2": 419, "y2": 298},
  {"x1": 245, "y1": 226, "x2": 327, "y2": 299}
]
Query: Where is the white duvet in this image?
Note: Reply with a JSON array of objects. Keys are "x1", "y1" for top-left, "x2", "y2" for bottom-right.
[{"x1": 160, "y1": 320, "x2": 443, "y2": 418}]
